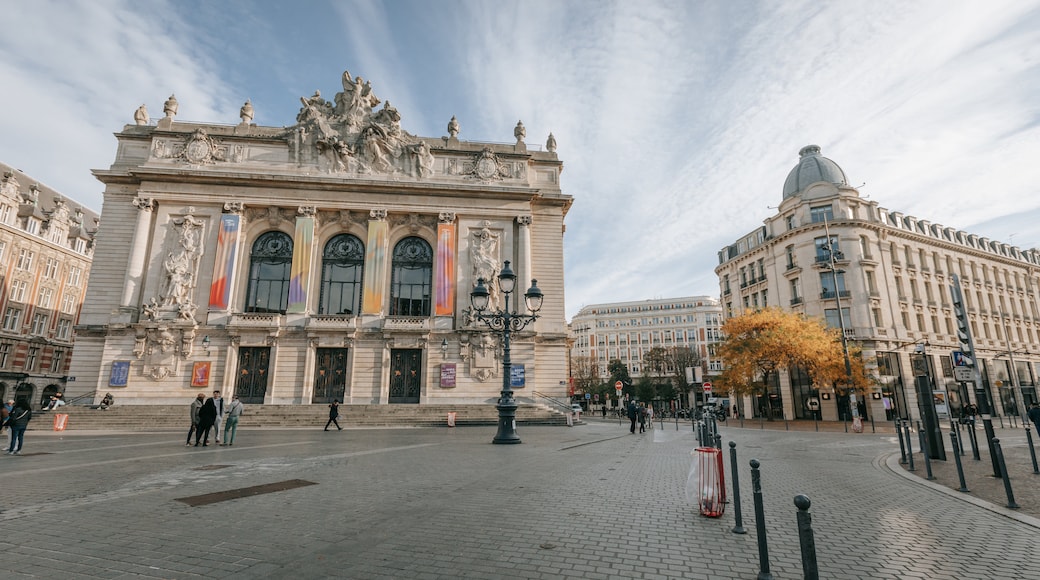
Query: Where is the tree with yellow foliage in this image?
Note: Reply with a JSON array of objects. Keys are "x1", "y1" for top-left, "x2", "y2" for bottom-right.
[{"x1": 714, "y1": 307, "x2": 872, "y2": 405}]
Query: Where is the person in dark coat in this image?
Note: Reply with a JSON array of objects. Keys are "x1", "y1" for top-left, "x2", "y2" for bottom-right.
[
  {"x1": 627, "y1": 400, "x2": 638, "y2": 434},
  {"x1": 195, "y1": 398, "x2": 217, "y2": 446},
  {"x1": 325, "y1": 400, "x2": 343, "y2": 431},
  {"x1": 5, "y1": 402, "x2": 32, "y2": 455},
  {"x1": 1028, "y1": 403, "x2": 1040, "y2": 434}
]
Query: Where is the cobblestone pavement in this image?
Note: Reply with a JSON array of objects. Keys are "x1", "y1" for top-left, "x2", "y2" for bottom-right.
[{"x1": 1, "y1": 419, "x2": 1038, "y2": 579}]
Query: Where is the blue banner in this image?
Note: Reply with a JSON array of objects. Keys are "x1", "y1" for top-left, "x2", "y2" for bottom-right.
[{"x1": 510, "y1": 364, "x2": 525, "y2": 388}]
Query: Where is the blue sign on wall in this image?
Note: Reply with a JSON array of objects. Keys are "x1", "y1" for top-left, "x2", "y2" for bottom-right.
[
  {"x1": 109, "y1": 361, "x2": 130, "y2": 387},
  {"x1": 510, "y1": 364, "x2": 525, "y2": 388}
]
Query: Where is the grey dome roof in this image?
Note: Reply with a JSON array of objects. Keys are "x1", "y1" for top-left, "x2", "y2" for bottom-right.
[{"x1": 782, "y1": 145, "x2": 848, "y2": 199}]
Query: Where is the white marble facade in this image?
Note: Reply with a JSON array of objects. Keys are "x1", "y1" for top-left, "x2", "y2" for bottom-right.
[{"x1": 68, "y1": 70, "x2": 572, "y2": 406}]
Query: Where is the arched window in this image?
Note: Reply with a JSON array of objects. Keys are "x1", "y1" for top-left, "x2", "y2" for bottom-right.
[
  {"x1": 319, "y1": 234, "x2": 365, "y2": 315},
  {"x1": 245, "y1": 231, "x2": 293, "y2": 313},
  {"x1": 389, "y1": 236, "x2": 433, "y2": 316}
]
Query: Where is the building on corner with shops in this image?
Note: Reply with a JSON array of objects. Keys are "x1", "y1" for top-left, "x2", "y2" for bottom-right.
[
  {"x1": 715, "y1": 145, "x2": 1040, "y2": 423},
  {"x1": 0, "y1": 163, "x2": 98, "y2": 408},
  {"x1": 66, "y1": 72, "x2": 571, "y2": 408}
]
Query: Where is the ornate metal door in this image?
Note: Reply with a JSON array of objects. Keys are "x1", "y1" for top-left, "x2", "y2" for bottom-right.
[
  {"x1": 235, "y1": 347, "x2": 270, "y2": 404},
  {"x1": 313, "y1": 348, "x2": 348, "y2": 403},
  {"x1": 388, "y1": 349, "x2": 421, "y2": 404}
]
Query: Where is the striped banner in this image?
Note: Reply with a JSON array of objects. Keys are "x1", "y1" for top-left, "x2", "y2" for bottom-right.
[
  {"x1": 361, "y1": 219, "x2": 388, "y2": 315},
  {"x1": 287, "y1": 216, "x2": 314, "y2": 313},
  {"x1": 435, "y1": 223, "x2": 456, "y2": 315},
  {"x1": 207, "y1": 214, "x2": 240, "y2": 309}
]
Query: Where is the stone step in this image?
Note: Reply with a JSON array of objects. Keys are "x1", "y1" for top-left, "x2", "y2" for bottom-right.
[{"x1": 28, "y1": 404, "x2": 577, "y2": 431}]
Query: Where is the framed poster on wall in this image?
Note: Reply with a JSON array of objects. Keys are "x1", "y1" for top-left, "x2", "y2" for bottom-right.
[
  {"x1": 109, "y1": 361, "x2": 130, "y2": 387},
  {"x1": 191, "y1": 361, "x2": 212, "y2": 388}
]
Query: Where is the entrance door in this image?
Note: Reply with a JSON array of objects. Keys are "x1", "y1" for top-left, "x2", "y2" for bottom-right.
[
  {"x1": 313, "y1": 348, "x2": 348, "y2": 403},
  {"x1": 235, "y1": 347, "x2": 270, "y2": 404},
  {"x1": 388, "y1": 349, "x2": 421, "y2": 403}
]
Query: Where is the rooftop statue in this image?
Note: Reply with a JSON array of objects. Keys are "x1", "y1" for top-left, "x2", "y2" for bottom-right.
[
  {"x1": 240, "y1": 100, "x2": 254, "y2": 124},
  {"x1": 163, "y1": 94, "x2": 179, "y2": 118},
  {"x1": 134, "y1": 104, "x2": 149, "y2": 125},
  {"x1": 447, "y1": 115, "x2": 460, "y2": 138}
]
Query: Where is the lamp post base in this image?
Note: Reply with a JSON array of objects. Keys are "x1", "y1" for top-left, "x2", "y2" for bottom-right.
[{"x1": 493, "y1": 399, "x2": 521, "y2": 444}]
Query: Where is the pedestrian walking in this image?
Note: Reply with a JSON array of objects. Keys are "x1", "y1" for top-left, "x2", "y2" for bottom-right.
[
  {"x1": 1028, "y1": 402, "x2": 1040, "y2": 433},
  {"x1": 222, "y1": 395, "x2": 244, "y2": 446},
  {"x1": 325, "y1": 400, "x2": 343, "y2": 431},
  {"x1": 0, "y1": 399, "x2": 10, "y2": 439},
  {"x1": 638, "y1": 403, "x2": 647, "y2": 433},
  {"x1": 5, "y1": 401, "x2": 32, "y2": 455},
  {"x1": 186, "y1": 393, "x2": 205, "y2": 446},
  {"x1": 211, "y1": 390, "x2": 225, "y2": 444},
  {"x1": 627, "y1": 400, "x2": 638, "y2": 433},
  {"x1": 195, "y1": 397, "x2": 217, "y2": 446}
]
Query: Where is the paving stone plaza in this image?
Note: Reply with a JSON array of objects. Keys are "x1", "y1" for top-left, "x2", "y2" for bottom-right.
[{"x1": 2, "y1": 418, "x2": 1038, "y2": 579}]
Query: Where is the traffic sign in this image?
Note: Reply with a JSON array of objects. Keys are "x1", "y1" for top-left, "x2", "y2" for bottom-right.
[
  {"x1": 954, "y1": 367, "x2": 974, "y2": 382},
  {"x1": 952, "y1": 351, "x2": 972, "y2": 367},
  {"x1": 615, "y1": 380, "x2": 623, "y2": 393},
  {"x1": 702, "y1": 382, "x2": 713, "y2": 393}
]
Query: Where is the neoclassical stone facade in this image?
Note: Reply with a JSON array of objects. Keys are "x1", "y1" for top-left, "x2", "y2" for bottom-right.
[
  {"x1": 716, "y1": 145, "x2": 1040, "y2": 423},
  {"x1": 68, "y1": 71, "x2": 571, "y2": 406}
]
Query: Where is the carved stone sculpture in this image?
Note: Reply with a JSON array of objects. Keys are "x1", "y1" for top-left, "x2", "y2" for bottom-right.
[
  {"x1": 158, "y1": 212, "x2": 204, "y2": 315},
  {"x1": 134, "y1": 104, "x2": 149, "y2": 125},
  {"x1": 546, "y1": 132, "x2": 557, "y2": 153},
  {"x1": 163, "y1": 95, "x2": 178, "y2": 118},
  {"x1": 514, "y1": 120, "x2": 526, "y2": 143},
  {"x1": 447, "y1": 115, "x2": 460, "y2": 138},
  {"x1": 470, "y1": 223, "x2": 500, "y2": 307},
  {"x1": 240, "y1": 100, "x2": 254, "y2": 124}
]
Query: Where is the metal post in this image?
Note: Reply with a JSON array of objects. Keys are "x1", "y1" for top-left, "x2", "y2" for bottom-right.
[
  {"x1": 992, "y1": 438, "x2": 1019, "y2": 509},
  {"x1": 1026, "y1": 426, "x2": 1039, "y2": 475},
  {"x1": 967, "y1": 419, "x2": 980, "y2": 461},
  {"x1": 950, "y1": 430, "x2": 969, "y2": 492},
  {"x1": 870, "y1": 414, "x2": 876, "y2": 433},
  {"x1": 794, "y1": 495, "x2": 819, "y2": 580},
  {"x1": 896, "y1": 419, "x2": 908, "y2": 465},
  {"x1": 904, "y1": 421, "x2": 916, "y2": 471},
  {"x1": 715, "y1": 433, "x2": 722, "y2": 451},
  {"x1": 918, "y1": 420, "x2": 934, "y2": 480},
  {"x1": 750, "y1": 459, "x2": 773, "y2": 580},
  {"x1": 729, "y1": 442, "x2": 747, "y2": 535}
]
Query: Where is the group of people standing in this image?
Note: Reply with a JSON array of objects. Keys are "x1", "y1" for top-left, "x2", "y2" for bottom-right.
[
  {"x1": 626, "y1": 400, "x2": 653, "y2": 434},
  {"x1": 186, "y1": 391, "x2": 244, "y2": 447}
]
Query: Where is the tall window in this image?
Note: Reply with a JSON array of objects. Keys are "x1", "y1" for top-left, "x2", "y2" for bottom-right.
[
  {"x1": 16, "y1": 249, "x2": 34, "y2": 270},
  {"x1": 245, "y1": 231, "x2": 293, "y2": 314},
  {"x1": 785, "y1": 245, "x2": 795, "y2": 269},
  {"x1": 319, "y1": 234, "x2": 365, "y2": 315},
  {"x1": 810, "y1": 205, "x2": 834, "y2": 223},
  {"x1": 0, "y1": 342, "x2": 10, "y2": 367},
  {"x1": 2, "y1": 308, "x2": 21, "y2": 331},
  {"x1": 824, "y1": 308, "x2": 851, "y2": 329},
  {"x1": 30, "y1": 313, "x2": 48, "y2": 336},
  {"x1": 51, "y1": 349, "x2": 65, "y2": 373},
  {"x1": 56, "y1": 318, "x2": 72, "y2": 340},
  {"x1": 819, "y1": 271, "x2": 846, "y2": 297},
  {"x1": 389, "y1": 236, "x2": 432, "y2": 316},
  {"x1": 814, "y1": 236, "x2": 839, "y2": 262},
  {"x1": 25, "y1": 346, "x2": 39, "y2": 371}
]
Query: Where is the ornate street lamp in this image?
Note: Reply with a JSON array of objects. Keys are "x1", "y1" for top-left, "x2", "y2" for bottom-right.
[{"x1": 470, "y1": 260, "x2": 543, "y2": 444}]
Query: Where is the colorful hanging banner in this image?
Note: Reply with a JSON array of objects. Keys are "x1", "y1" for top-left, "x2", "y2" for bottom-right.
[
  {"x1": 361, "y1": 219, "x2": 388, "y2": 315},
  {"x1": 435, "y1": 223, "x2": 456, "y2": 316},
  {"x1": 208, "y1": 214, "x2": 240, "y2": 310},
  {"x1": 287, "y1": 216, "x2": 314, "y2": 313}
]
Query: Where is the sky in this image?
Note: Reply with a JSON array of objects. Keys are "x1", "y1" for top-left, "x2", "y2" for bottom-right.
[{"x1": 2, "y1": 0, "x2": 1039, "y2": 320}]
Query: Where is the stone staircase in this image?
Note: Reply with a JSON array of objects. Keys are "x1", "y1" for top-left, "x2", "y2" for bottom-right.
[{"x1": 30, "y1": 403, "x2": 577, "y2": 431}]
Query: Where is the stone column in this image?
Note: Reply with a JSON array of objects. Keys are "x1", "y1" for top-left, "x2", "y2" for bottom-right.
[
  {"x1": 516, "y1": 215, "x2": 533, "y2": 314},
  {"x1": 121, "y1": 197, "x2": 156, "y2": 309}
]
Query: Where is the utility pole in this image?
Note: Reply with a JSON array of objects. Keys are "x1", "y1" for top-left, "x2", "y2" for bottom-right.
[{"x1": 951, "y1": 274, "x2": 1000, "y2": 476}]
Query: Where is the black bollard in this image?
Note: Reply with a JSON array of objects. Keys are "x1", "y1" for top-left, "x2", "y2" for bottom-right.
[
  {"x1": 794, "y1": 495, "x2": 819, "y2": 580},
  {"x1": 918, "y1": 420, "x2": 934, "y2": 480},
  {"x1": 954, "y1": 418, "x2": 966, "y2": 457},
  {"x1": 950, "y1": 430, "x2": 969, "y2": 492},
  {"x1": 967, "y1": 420, "x2": 980, "y2": 461},
  {"x1": 896, "y1": 420, "x2": 908, "y2": 465},
  {"x1": 715, "y1": 433, "x2": 722, "y2": 451},
  {"x1": 992, "y1": 438, "x2": 1020, "y2": 509},
  {"x1": 1026, "y1": 426, "x2": 1039, "y2": 475},
  {"x1": 750, "y1": 459, "x2": 773, "y2": 580},
  {"x1": 729, "y1": 442, "x2": 747, "y2": 535},
  {"x1": 785, "y1": 418, "x2": 789, "y2": 431},
  {"x1": 903, "y1": 421, "x2": 916, "y2": 471}
]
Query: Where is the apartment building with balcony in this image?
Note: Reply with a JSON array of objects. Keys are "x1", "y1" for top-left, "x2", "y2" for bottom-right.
[{"x1": 716, "y1": 145, "x2": 1040, "y2": 422}]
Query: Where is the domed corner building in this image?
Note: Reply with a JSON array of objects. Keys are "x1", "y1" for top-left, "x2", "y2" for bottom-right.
[
  {"x1": 715, "y1": 145, "x2": 1040, "y2": 424},
  {"x1": 66, "y1": 71, "x2": 572, "y2": 420}
]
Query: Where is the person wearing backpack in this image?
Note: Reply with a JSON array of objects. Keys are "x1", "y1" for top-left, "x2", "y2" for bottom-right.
[{"x1": 6, "y1": 401, "x2": 32, "y2": 455}]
